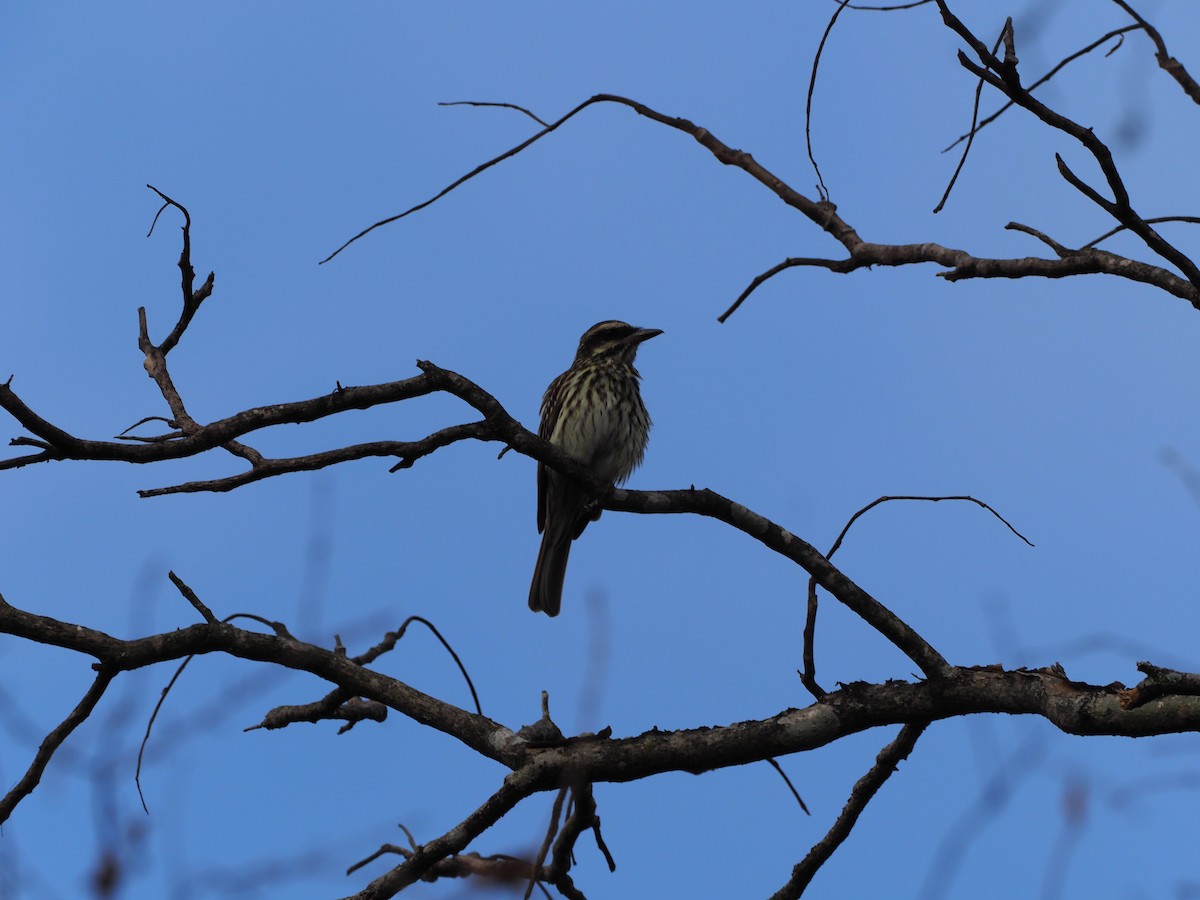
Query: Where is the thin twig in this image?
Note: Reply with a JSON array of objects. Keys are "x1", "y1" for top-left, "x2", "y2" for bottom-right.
[
  {"x1": 144, "y1": 185, "x2": 214, "y2": 357},
  {"x1": 1006, "y1": 221, "x2": 1072, "y2": 256},
  {"x1": 320, "y1": 96, "x2": 610, "y2": 262},
  {"x1": 828, "y1": 495, "x2": 1034, "y2": 558},
  {"x1": 719, "y1": 256, "x2": 849, "y2": 323},
  {"x1": 766, "y1": 758, "x2": 811, "y2": 815},
  {"x1": 525, "y1": 788, "x2": 567, "y2": 900},
  {"x1": 136, "y1": 652, "x2": 198, "y2": 813},
  {"x1": 934, "y1": 27, "x2": 1006, "y2": 213},
  {"x1": 1082, "y1": 215, "x2": 1200, "y2": 250},
  {"x1": 805, "y1": 0, "x2": 852, "y2": 201},
  {"x1": 942, "y1": 27, "x2": 1138, "y2": 153},
  {"x1": 801, "y1": 495, "x2": 1031, "y2": 695},
  {"x1": 439, "y1": 100, "x2": 549, "y2": 127},
  {"x1": 355, "y1": 616, "x2": 483, "y2": 716},
  {"x1": 844, "y1": 0, "x2": 933, "y2": 9}
]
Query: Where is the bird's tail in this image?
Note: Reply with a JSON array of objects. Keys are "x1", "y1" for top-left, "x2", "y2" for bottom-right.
[{"x1": 529, "y1": 527, "x2": 572, "y2": 617}]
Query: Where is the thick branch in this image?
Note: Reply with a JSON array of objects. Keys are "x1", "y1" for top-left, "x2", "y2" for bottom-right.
[{"x1": 4, "y1": 588, "x2": 1200, "y2": 843}]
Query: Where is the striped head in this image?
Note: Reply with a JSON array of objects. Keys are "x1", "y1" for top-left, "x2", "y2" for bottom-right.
[{"x1": 572, "y1": 320, "x2": 663, "y2": 365}]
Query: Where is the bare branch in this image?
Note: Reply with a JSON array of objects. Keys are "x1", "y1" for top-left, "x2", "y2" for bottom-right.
[
  {"x1": 347, "y1": 769, "x2": 540, "y2": 899},
  {"x1": 802, "y1": 495, "x2": 1030, "y2": 699},
  {"x1": 1005, "y1": 221, "x2": 1073, "y2": 255},
  {"x1": 438, "y1": 100, "x2": 549, "y2": 127},
  {"x1": 935, "y1": 26, "x2": 1005, "y2": 213},
  {"x1": 942, "y1": 27, "x2": 1139, "y2": 153},
  {"x1": 827, "y1": 495, "x2": 1034, "y2": 558},
  {"x1": 1082, "y1": 216, "x2": 1200, "y2": 250},
  {"x1": 769, "y1": 723, "x2": 926, "y2": 899},
  {"x1": 168, "y1": 570, "x2": 218, "y2": 623},
  {"x1": 526, "y1": 788, "x2": 566, "y2": 900},
  {"x1": 548, "y1": 783, "x2": 615, "y2": 879},
  {"x1": 135, "y1": 649, "x2": 198, "y2": 813},
  {"x1": 252, "y1": 614, "x2": 485, "y2": 732},
  {"x1": 766, "y1": 758, "x2": 811, "y2": 815},
  {"x1": 313, "y1": 90, "x2": 1199, "y2": 316},
  {"x1": 938, "y1": 2, "x2": 1200, "y2": 291},
  {"x1": 1120, "y1": 662, "x2": 1200, "y2": 710},
  {"x1": 1111, "y1": 0, "x2": 1200, "y2": 104},
  {"x1": 138, "y1": 423, "x2": 492, "y2": 497},
  {"x1": 845, "y1": 0, "x2": 933, "y2": 9},
  {"x1": 248, "y1": 690, "x2": 387, "y2": 733},
  {"x1": 719, "y1": 256, "x2": 850, "y2": 323},
  {"x1": 0, "y1": 667, "x2": 115, "y2": 824},
  {"x1": 606, "y1": 487, "x2": 950, "y2": 678},
  {"x1": 4, "y1": 585, "x2": 1200, "y2": 862},
  {"x1": 143, "y1": 186, "x2": 215, "y2": 356},
  {"x1": 354, "y1": 616, "x2": 483, "y2": 716},
  {"x1": 805, "y1": 0, "x2": 851, "y2": 201}
]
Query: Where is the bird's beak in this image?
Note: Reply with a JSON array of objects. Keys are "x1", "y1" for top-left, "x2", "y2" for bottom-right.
[{"x1": 627, "y1": 327, "x2": 663, "y2": 345}]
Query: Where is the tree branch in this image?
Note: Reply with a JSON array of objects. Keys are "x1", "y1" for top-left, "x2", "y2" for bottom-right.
[
  {"x1": 347, "y1": 769, "x2": 541, "y2": 899},
  {"x1": 0, "y1": 667, "x2": 115, "y2": 824},
  {"x1": 938, "y1": 2, "x2": 1200, "y2": 292},
  {"x1": 769, "y1": 722, "x2": 927, "y2": 899},
  {"x1": 1112, "y1": 0, "x2": 1200, "y2": 104}
]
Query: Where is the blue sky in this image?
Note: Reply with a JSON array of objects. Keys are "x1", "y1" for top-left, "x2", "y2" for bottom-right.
[{"x1": 3, "y1": 1, "x2": 1200, "y2": 897}]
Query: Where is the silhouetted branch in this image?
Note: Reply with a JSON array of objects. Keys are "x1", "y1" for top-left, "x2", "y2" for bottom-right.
[
  {"x1": 942, "y1": 26, "x2": 1139, "y2": 153},
  {"x1": 252, "y1": 614, "x2": 484, "y2": 733},
  {"x1": 321, "y1": 90, "x2": 1199, "y2": 318},
  {"x1": 348, "y1": 770, "x2": 540, "y2": 898},
  {"x1": 934, "y1": 24, "x2": 1005, "y2": 213},
  {"x1": 438, "y1": 100, "x2": 549, "y2": 127},
  {"x1": 770, "y1": 722, "x2": 927, "y2": 899},
  {"x1": 804, "y1": 0, "x2": 851, "y2": 201},
  {"x1": 1082, "y1": 216, "x2": 1200, "y2": 250},
  {"x1": 1112, "y1": 0, "x2": 1200, "y2": 103},
  {"x1": 802, "y1": 495, "x2": 1031, "y2": 691},
  {"x1": 0, "y1": 667, "x2": 115, "y2": 824},
  {"x1": 144, "y1": 186, "x2": 214, "y2": 356},
  {"x1": 766, "y1": 758, "x2": 811, "y2": 816},
  {"x1": 937, "y1": 1, "x2": 1200, "y2": 292}
]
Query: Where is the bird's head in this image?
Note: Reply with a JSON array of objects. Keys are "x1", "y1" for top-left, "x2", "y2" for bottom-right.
[{"x1": 574, "y1": 320, "x2": 663, "y2": 364}]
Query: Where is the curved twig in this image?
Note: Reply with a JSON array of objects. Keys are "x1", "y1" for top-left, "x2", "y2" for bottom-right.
[
  {"x1": 438, "y1": 100, "x2": 549, "y2": 127},
  {"x1": 805, "y1": 0, "x2": 852, "y2": 200},
  {"x1": 828, "y1": 495, "x2": 1034, "y2": 558},
  {"x1": 359, "y1": 616, "x2": 483, "y2": 717},
  {"x1": 802, "y1": 495, "x2": 1032, "y2": 694}
]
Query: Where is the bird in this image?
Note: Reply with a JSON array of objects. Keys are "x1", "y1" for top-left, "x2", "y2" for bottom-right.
[{"x1": 528, "y1": 320, "x2": 662, "y2": 616}]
